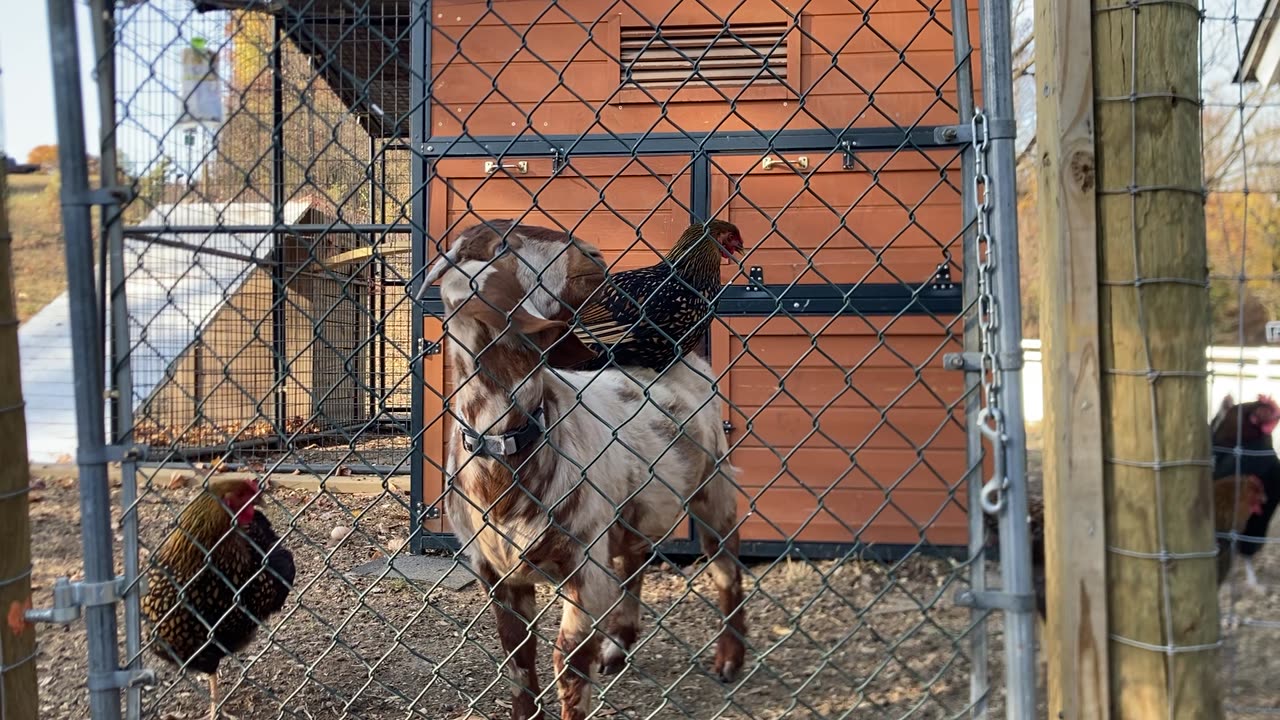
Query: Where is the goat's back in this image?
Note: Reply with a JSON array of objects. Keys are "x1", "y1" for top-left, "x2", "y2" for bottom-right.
[{"x1": 550, "y1": 355, "x2": 731, "y2": 540}]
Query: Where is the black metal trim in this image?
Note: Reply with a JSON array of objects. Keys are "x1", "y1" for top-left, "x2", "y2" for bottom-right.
[
  {"x1": 414, "y1": 282, "x2": 962, "y2": 318},
  {"x1": 408, "y1": 0, "x2": 431, "y2": 556},
  {"x1": 420, "y1": 126, "x2": 966, "y2": 159},
  {"x1": 416, "y1": 531, "x2": 966, "y2": 561},
  {"x1": 270, "y1": 18, "x2": 288, "y2": 434},
  {"x1": 716, "y1": 282, "x2": 963, "y2": 316}
]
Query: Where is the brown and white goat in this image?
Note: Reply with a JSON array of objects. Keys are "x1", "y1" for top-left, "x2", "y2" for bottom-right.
[{"x1": 420, "y1": 220, "x2": 747, "y2": 720}]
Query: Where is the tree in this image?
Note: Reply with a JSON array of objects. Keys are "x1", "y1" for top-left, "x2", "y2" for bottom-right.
[{"x1": 26, "y1": 145, "x2": 58, "y2": 171}]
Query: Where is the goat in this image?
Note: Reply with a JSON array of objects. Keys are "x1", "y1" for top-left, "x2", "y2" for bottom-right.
[{"x1": 419, "y1": 220, "x2": 747, "y2": 720}]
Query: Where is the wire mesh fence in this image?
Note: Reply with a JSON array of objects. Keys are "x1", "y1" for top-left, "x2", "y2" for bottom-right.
[
  {"x1": 1204, "y1": 0, "x2": 1280, "y2": 714},
  {"x1": 21, "y1": 0, "x2": 1039, "y2": 717}
]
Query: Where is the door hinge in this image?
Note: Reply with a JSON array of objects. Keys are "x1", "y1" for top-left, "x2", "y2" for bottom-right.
[
  {"x1": 419, "y1": 337, "x2": 442, "y2": 357},
  {"x1": 930, "y1": 261, "x2": 956, "y2": 291},
  {"x1": 746, "y1": 266, "x2": 765, "y2": 292}
]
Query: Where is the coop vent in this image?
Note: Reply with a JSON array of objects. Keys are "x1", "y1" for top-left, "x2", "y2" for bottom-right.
[{"x1": 621, "y1": 23, "x2": 789, "y2": 89}]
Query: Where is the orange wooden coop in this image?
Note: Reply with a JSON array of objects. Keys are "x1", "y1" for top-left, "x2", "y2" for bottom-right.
[{"x1": 399, "y1": 0, "x2": 980, "y2": 557}]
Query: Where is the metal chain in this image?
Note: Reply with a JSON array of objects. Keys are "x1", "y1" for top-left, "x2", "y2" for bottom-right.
[{"x1": 972, "y1": 107, "x2": 1008, "y2": 516}]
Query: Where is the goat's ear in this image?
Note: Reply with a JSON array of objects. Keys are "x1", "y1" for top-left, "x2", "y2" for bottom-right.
[{"x1": 507, "y1": 310, "x2": 598, "y2": 368}]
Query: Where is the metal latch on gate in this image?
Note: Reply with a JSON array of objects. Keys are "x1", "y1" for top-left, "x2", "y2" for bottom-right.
[
  {"x1": 76, "y1": 443, "x2": 144, "y2": 467},
  {"x1": 88, "y1": 667, "x2": 157, "y2": 691},
  {"x1": 61, "y1": 185, "x2": 135, "y2": 207},
  {"x1": 840, "y1": 140, "x2": 858, "y2": 170},
  {"x1": 25, "y1": 577, "x2": 159, "y2": 689},
  {"x1": 550, "y1": 148, "x2": 568, "y2": 173},
  {"x1": 26, "y1": 575, "x2": 130, "y2": 626},
  {"x1": 954, "y1": 588, "x2": 1035, "y2": 613}
]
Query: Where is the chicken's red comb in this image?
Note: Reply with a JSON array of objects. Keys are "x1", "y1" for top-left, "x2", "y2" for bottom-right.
[{"x1": 1258, "y1": 393, "x2": 1278, "y2": 410}]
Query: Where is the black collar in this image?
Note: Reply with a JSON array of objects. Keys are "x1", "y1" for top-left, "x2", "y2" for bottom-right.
[{"x1": 460, "y1": 406, "x2": 545, "y2": 458}]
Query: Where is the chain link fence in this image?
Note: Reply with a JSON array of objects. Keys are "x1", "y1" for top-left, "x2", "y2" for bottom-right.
[{"x1": 22, "y1": 0, "x2": 1037, "y2": 717}]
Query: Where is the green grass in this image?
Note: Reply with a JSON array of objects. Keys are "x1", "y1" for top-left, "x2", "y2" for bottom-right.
[{"x1": 6, "y1": 172, "x2": 67, "y2": 324}]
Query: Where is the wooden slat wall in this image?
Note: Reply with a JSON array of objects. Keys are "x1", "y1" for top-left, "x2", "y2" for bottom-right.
[
  {"x1": 711, "y1": 150, "x2": 963, "y2": 287},
  {"x1": 418, "y1": 0, "x2": 976, "y2": 549},
  {"x1": 713, "y1": 317, "x2": 967, "y2": 545},
  {"x1": 428, "y1": 0, "x2": 982, "y2": 136}
]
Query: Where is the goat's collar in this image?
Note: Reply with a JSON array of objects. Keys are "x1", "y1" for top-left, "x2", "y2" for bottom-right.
[{"x1": 460, "y1": 406, "x2": 545, "y2": 458}]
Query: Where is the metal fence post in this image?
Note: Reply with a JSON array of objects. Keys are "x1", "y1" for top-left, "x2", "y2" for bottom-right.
[
  {"x1": 949, "y1": 0, "x2": 990, "y2": 715},
  {"x1": 86, "y1": 1, "x2": 144, "y2": 717},
  {"x1": 976, "y1": 0, "x2": 1039, "y2": 713},
  {"x1": 45, "y1": 0, "x2": 124, "y2": 717}
]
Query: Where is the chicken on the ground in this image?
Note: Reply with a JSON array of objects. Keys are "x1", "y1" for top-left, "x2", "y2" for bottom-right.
[
  {"x1": 141, "y1": 477, "x2": 295, "y2": 720},
  {"x1": 1212, "y1": 393, "x2": 1280, "y2": 586}
]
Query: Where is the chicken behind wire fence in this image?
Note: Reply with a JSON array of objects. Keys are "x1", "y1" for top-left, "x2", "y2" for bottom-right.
[{"x1": 141, "y1": 477, "x2": 294, "y2": 720}]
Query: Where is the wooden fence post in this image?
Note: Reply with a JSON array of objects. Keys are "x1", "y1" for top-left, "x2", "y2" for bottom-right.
[
  {"x1": 1034, "y1": 0, "x2": 1111, "y2": 715},
  {"x1": 0, "y1": 158, "x2": 40, "y2": 718},
  {"x1": 1098, "y1": 0, "x2": 1220, "y2": 717}
]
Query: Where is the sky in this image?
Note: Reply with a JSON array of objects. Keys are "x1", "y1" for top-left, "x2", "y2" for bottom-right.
[{"x1": 1, "y1": 0, "x2": 99, "y2": 161}]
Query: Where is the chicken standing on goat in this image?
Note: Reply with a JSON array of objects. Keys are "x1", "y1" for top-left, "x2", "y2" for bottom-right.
[
  {"x1": 1212, "y1": 393, "x2": 1280, "y2": 587},
  {"x1": 142, "y1": 478, "x2": 295, "y2": 720},
  {"x1": 566, "y1": 219, "x2": 745, "y2": 371}
]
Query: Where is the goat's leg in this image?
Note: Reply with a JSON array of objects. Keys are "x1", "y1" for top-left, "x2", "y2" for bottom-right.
[
  {"x1": 601, "y1": 527, "x2": 648, "y2": 676},
  {"x1": 689, "y1": 468, "x2": 748, "y2": 683},
  {"x1": 553, "y1": 561, "x2": 610, "y2": 720},
  {"x1": 698, "y1": 524, "x2": 747, "y2": 683},
  {"x1": 482, "y1": 566, "x2": 544, "y2": 720}
]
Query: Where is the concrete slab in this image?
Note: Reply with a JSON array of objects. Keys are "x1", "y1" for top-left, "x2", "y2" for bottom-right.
[{"x1": 346, "y1": 553, "x2": 475, "y2": 592}]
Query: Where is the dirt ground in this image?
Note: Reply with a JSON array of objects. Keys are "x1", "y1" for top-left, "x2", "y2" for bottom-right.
[
  {"x1": 23, "y1": 430, "x2": 1280, "y2": 718},
  {"x1": 25, "y1": 466, "x2": 1019, "y2": 720}
]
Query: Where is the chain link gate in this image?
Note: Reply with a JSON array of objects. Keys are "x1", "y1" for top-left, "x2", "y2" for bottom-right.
[{"x1": 31, "y1": 0, "x2": 1036, "y2": 716}]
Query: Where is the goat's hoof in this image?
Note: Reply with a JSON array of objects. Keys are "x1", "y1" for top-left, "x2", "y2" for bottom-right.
[
  {"x1": 599, "y1": 655, "x2": 627, "y2": 676},
  {"x1": 713, "y1": 659, "x2": 740, "y2": 683}
]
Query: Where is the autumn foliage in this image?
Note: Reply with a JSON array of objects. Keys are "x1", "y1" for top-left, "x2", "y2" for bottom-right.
[{"x1": 26, "y1": 145, "x2": 57, "y2": 171}]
